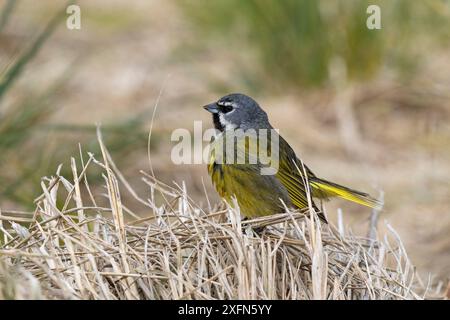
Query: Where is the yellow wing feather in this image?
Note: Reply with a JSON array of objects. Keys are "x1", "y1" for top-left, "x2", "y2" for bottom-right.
[{"x1": 207, "y1": 131, "x2": 381, "y2": 222}]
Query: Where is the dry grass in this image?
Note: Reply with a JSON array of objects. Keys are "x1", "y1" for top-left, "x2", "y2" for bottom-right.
[{"x1": 0, "y1": 130, "x2": 445, "y2": 300}]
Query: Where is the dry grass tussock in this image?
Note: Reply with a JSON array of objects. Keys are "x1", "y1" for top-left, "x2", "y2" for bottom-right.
[{"x1": 0, "y1": 130, "x2": 445, "y2": 300}]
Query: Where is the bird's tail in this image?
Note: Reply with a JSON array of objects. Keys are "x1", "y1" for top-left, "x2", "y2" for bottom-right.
[{"x1": 309, "y1": 178, "x2": 383, "y2": 210}]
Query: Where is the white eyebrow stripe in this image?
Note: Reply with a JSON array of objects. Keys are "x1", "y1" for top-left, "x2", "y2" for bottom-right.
[{"x1": 217, "y1": 100, "x2": 236, "y2": 107}]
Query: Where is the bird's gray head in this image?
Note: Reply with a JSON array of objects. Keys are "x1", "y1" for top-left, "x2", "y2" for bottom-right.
[{"x1": 203, "y1": 93, "x2": 271, "y2": 131}]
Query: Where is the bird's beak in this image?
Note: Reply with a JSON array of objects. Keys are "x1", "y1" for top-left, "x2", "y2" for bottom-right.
[{"x1": 203, "y1": 103, "x2": 219, "y2": 114}]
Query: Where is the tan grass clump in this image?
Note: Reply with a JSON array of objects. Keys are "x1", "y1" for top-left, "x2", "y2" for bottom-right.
[{"x1": 0, "y1": 132, "x2": 442, "y2": 300}]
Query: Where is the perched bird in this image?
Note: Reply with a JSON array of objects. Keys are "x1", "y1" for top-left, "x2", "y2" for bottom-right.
[{"x1": 204, "y1": 93, "x2": 381, "y2": 223}]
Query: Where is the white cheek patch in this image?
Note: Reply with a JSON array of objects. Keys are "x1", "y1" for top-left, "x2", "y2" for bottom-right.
[{"x1": 219, "y1": 113, "x2": 237, "y2": 130}]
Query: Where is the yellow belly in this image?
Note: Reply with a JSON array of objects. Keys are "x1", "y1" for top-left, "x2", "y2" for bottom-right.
[{"x1": 208, "y1": 162, "x2": 291, "y2": 218}]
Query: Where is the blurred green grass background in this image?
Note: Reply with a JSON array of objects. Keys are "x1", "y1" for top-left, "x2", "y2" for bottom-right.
[
  {"x1": 0, "y1": 0, "x2": 449, "y2": 280},
  {"x1": 179, "y1": 0, "x2": 449, "y2": 89}
]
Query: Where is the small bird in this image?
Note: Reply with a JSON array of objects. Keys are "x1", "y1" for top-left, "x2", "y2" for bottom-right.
[{"x1": 204, "y1": 93, "x2": 381, "y2": 223}]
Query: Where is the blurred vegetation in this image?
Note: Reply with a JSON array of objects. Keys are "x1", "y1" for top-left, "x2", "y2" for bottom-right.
[
  {"x1": 179, "y1": 0, "x2": 450, "y2": 90},
  {"x1": 0, "y1": 2, "x2": 154, "y2": 209},
  {"x1": 1, "y1": 0, "x2": 449, "y2": 209},
  {"x1": 178, "y1": 0, "x2": 450, "y2": 156}
]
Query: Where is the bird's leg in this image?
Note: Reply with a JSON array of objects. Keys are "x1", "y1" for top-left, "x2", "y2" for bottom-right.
[
  {"x1": 251, "y1": 226, "x2": 266, "y2": 235},
  {"x1": 241, "y1": 216, "x2": 266, "y2": 235}
]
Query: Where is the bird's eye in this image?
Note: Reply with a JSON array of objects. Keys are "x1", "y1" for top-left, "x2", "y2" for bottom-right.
[
  {"x1": 218, "y1": 102, "x2": 234, "y2": 113},
  {"x1": 221, "y1": 105, "x2": 233, "y2": 113}
]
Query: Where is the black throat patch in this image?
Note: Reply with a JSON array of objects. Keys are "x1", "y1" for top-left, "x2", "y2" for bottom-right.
[{"x1": 212, "y1": 113, "x2": 223, "y2": 131}]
